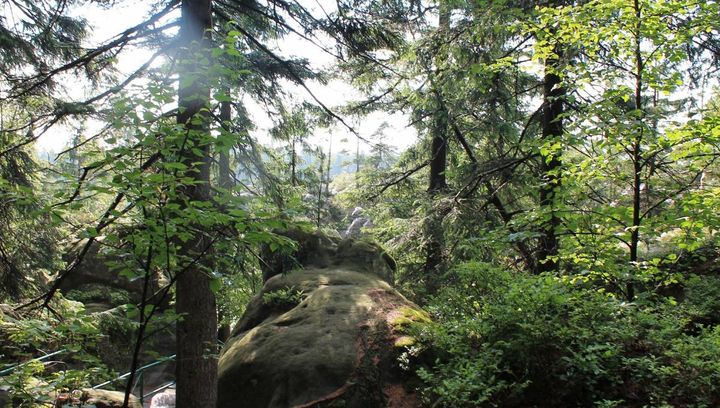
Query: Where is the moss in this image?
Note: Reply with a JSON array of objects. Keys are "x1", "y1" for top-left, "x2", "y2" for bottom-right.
[
  {"x1": 218, "y1": 266, "x2": 423, "y2": 408},
  {"x1": 390, "y1": 306, "x2": 431, "y2": 327},
  {"x1": 389, "y1": 306, "x2": 431, "y2": 348},
  {"x1": 394, "y1": 335, "x2": 416, "y2": 347}
]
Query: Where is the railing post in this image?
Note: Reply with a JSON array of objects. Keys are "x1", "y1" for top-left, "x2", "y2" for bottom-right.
[{"x1": 139, "y1": 370, "x2": 145, "y2": 406}]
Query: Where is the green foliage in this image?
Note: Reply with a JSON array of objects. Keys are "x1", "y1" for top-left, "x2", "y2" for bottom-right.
[
  {"x1": 0, "y1": 298, "x2": 114, "y2": 406},
  {"x1": 1, "y1": 0, "x2": 720, "y2": 403},
  {"x1": 414, "y1": 262, "x2": 720, "y2": 407},
  {"x1": 683, "y1": 273, "x2": 720, "y2": 328},
  {"x1": 64, "y1": 285, "x2": 130, "y2": 307},
  {"x1": 0, "y1": 104, "x2": 60, "y2": 300},
  {"x1": 525, "y1": 0, "x2": 720, "y2": 294},
  {"x1": 215, "y1": 249, "x2": 264, "y2": 327},
  {"x1": 0, "y1": 0, "x2": 90, "y2": 95},
  {"x1": 262, "y1": 286, "x2": 306, "y2": 307}
]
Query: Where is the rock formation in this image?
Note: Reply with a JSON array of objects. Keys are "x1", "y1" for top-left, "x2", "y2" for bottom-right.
[
  {"x1": 149, "y1": 387, "x2": 176, "y2": 408},
  {"x1": 54, "y1": 389, "x2": 141, "y2": 408},
  {"x1": 217, "y1": 230, "x2": 426, "y2": 408},
  {"x1": 343, "y1": 207, "x2": 373, "y2": 238}
]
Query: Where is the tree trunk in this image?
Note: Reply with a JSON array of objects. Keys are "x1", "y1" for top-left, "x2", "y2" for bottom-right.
[
  {"x1": 355, "y1": 136, "x2": 360, "y2": 188},
  {"x1": 219, "y1": 99, "x2": 233, "y2": 190},
  {"x1": 175, "y1": 1, "x2": 217, "y2": 407},
  {"x1": 217, "y1": 99, "x2": 232, "y2": 343},
  {"x1": 537, "y1": 44, "x2": 564, "y2": 274},
  {"x1": 628, "y1": 0, "x2": 644, "y2": 301},
  {"x1": 317, "y1": 148, "x2": 324, "y2": 227},
  {"x1": 291, "y1": 137, "x2": 297, "y2": 187},
  {"x1": 423, "y1": 113, "x2": 448, "y2": 296},
  {"x1": 427, "y1": 0, "x2": 449, "y2": 198},
  {"x1": 325, "y1": 136, "x2": 332, "y2": 198},
  {"x1": 422, "y1": 2, "x2": 450, "y2": 298}
]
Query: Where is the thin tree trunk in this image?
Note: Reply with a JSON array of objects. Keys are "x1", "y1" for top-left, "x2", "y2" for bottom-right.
[
  {"x1": 325, "y1": 136, "x2": 332, "y2": 198},
  {"x1": 450, "y1": 116, "x2": 536, "y2": 270},
  {"x1": 317, "y1": 148, "x2": 324, "y2": 227},
  {"x1": 355, "y1": 136, "x2": 360, "y2": 188},
  {"x1": 628, "y1": 0, "x2": 644, "y2": 301},
  {"x1": 219, "y1": 99, "x2": 233, "y2": 190},
  {"x1": 291, "y1": 137, "x2": 297, "y2": 187},
  {"x1": 217, "y1": 98, "x2": 232, "y2": 343},
  {"x1": 122, "y1": 242, "x2": 153, "y2": 408},
  {"x1": 537, "y1": 43, "x2": 564, "y2": 274},
  {"x1": 175, "y1": 1, "x2": 217, "y2": 407}
]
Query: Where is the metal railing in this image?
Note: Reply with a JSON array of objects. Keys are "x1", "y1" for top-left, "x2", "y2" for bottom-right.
[
  {"x1": 92, "y1": 354, "x2": 176, "y2": 405},
  {"x1": 143, "y1": 381, "x2": 175, "y2": 401},
  {"x1": 1, "y1": 350, "x2": 175, "y2": 405}
]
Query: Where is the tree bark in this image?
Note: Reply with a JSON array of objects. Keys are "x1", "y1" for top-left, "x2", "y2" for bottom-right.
[
  {"x1": 317, "y1": 148, "x2": 324, "y2": 227},
  {"x1": 175, "y1": 1, "x2": 217, "y2": 407},
  {"x1": 217, "y1": 99, "x2": 232, "y2": 343},
  {"x1": 628, "y1": 0, "x2": 644, "y2": 301},
  {"x1": 422, "y1": 2, "x2": 450, "y2": 297},
  {"x1": 537, "y1": 44, "x2": 564, "y2": 274}
]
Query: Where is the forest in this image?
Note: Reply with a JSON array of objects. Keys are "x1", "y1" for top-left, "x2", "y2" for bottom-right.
[{"x1": 1, "y1": 0, "x2": 720, "y2": 407}]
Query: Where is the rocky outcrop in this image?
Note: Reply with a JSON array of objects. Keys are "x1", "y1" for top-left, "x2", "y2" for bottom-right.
[
  {"x1": 56, "y1": 238, "x2": 175, "y2": 383},
  {"x1": 59, "y1": 241, "x2": 142, "y2": 303},
  {"x1": 218, "y1": 231, "x2": 425, "y2": 408},
  {"x1": 343, "y1": 207, "x2": 373, "y2": 238}
]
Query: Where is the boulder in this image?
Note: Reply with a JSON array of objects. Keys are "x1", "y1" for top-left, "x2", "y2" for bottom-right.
[
  {"x1": 343, "y1": 207, "x2": 373, "y2": 239},
  {"x1": 149, "y1": 388, "x2": 175, "y2": 408},
  {"x1": 59, "y1": 241, "x2": 142, "y2": 301},
  {"x1": 54, "y1": 389, "x2": 141, "y2": 408},
  {"x1": 57, "y1": 239, "x2": 175, "y2": 380},
  {"x1": 218, "y1": 231, "x2": 425, "y2": 408},
  {"x1": 59, "y1": 237, "x2": 170, "y2": 310}
]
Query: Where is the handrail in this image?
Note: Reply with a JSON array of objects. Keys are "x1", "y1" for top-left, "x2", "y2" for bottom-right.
[
  {"x1": 92, "y1": 354, "x2": 176, "y2": 389},
  {"x1": 0, "y1": 349, "x2": 67, "y2": 376},
  {"x1": 2, "y1": 350, "x2": 176, "y2": 405},
  {"x1": 143, "y1": 381, "x2": 175, "y2": 400}
]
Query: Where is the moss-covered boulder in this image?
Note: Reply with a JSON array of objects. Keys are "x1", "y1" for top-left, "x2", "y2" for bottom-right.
[{"x1": 218, "y1": 232, "x2": 425, "y2": 408}]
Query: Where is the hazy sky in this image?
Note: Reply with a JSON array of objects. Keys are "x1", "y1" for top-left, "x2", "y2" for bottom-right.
[{"x1": 36, "y1": 0, "x2": 417, "y2": 156}]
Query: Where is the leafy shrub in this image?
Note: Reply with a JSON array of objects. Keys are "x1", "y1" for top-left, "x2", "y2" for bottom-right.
[
  {"x1": 683, "y1": 275, "x2": 720, "y2": 328},
  {"x1": 262, "y1": 286, "x2": 306, "y2": 307},
  {"x1": 64, "y1": 284, "x2": 130, "y2": 307},
  {"x1": 413, "y1": 262, "x2": 720, "y2": 407},
  {"x1": 0, "y1": 297, "x2": 114, "y2": 406}
]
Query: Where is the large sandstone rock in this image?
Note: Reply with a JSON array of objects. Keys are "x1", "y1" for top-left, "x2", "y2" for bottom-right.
[
  {"x1": 218, "y1": 231, "x2": 425, "y2": 408},
  {"x1": 57, "y1": 239, "x2": 175, "y2": 384},
  {"x1": 55, "y1": 389, "x2": 141, "y2": 408}
]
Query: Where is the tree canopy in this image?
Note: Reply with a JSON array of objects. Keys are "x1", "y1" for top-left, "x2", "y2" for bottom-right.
[{"x1": 1, "y1": 0, "x2": 720, "y2": 407}]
